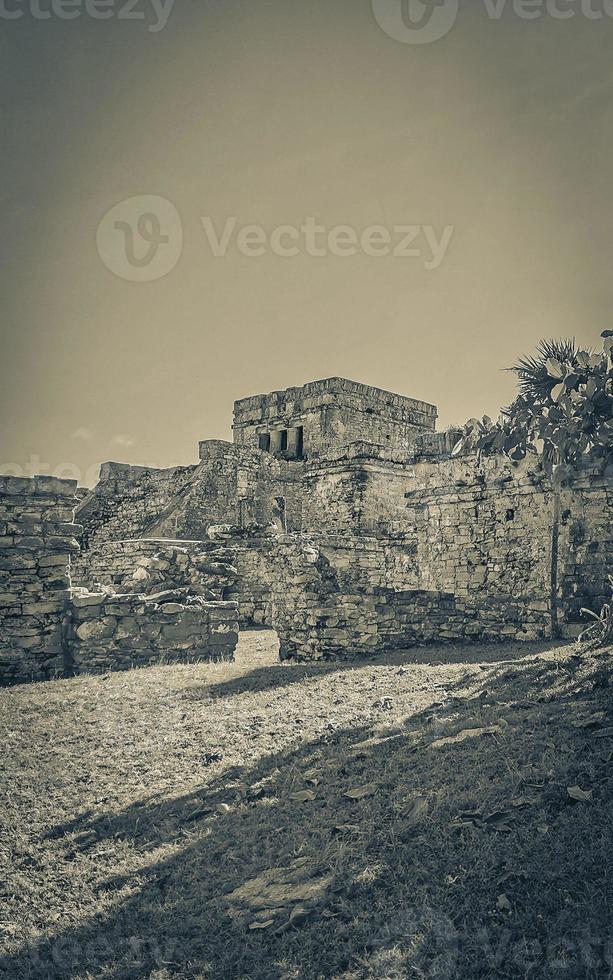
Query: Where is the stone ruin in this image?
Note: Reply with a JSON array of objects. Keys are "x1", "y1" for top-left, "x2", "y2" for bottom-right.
[{"x1": 1, "y1": 376, "x2": 611, "y2": 683}]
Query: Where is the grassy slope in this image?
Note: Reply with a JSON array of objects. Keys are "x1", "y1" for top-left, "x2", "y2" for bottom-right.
[{"x1": 0, "y1": 632, "x2": 612, "y2": 980}]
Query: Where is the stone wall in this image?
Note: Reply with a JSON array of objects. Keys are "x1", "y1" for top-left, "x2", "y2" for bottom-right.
[
  {"x1": 138, "y1": 441, "x2": 304, "y2": 537},
  {"x1": 188, "y1": 442, "x2": 304, "y2": 534},
  {"x1": 208, "y1": 529, "x2": 278, "y2": 627},
  {"x1": 72, "y1": 538, "x2": 238, "y2": 599},
  {"x1": 0, "y1": 480, "x2": 240, "y2": 684},
  {"x1": 233, "y1": 378, "x2": 437, "y2": 458},
  {"x1": 558, "y1": 472, "x2": 613, "y2": 620},
  {"x1": 69, "y1": 592, "x2": 238, "y2": 674},
  {"x1": 0, "y1": 476, "x2": 80, "y2": 684},
  {"x1": 77, "y1": 462, "x2": 198, "y2": 549},
  {"x1": 77, "y1": 444, "x2": 305, "y2": 551},
  {"x1": 303, "y1": 444, "x2": 416, "y2": 535},
  {"x1": 404, "y1": 455, "x2": 612, "y2": 626},
  {"x1": 302, "y1": 449, "x2": 612, "y2": 623},
  {"x1": 68, "y1": 536, "x2": 240, "y2": 672},
  {"x1": 7, "y1": 375, "x2": 604, "y2": 677},
  {"x1": 229, "y1": 541, "x2": 276, "y2": 626},
  {"x1": 268, "y1": 533, "x2": 553, "y2": 661}
]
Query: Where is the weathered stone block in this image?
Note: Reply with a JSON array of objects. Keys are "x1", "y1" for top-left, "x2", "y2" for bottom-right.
[
  {"x1": 22, "y1": 600, "x2": 66, "y2": 616},
  {"x1": 76, "y1": 617, "x2": 117, "y2": 641},
  {"x1": 72, "y1": 593, "x2": 107, "y2": 609},
  {"x1": 37, "y1": 555, "x2": 69, "y2": 569}
]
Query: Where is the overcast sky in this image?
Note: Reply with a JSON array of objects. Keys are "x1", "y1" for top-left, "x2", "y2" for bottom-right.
[{"x1": 1, "y1": 0, "x2": 612, "y2": 484}]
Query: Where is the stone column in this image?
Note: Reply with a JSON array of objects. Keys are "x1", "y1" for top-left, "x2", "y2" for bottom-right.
[
  {"x1": 270, "y1": 430, "x2": 284, "y2": 454},
  {"x1": 286, "y1": 428, "x2": 300, "y2": 458}
]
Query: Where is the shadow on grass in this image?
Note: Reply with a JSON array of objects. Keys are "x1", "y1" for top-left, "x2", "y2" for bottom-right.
[
  {"x1": 203, "y1": 639, "x2": 560, "y2": 702},
  {"x1": 2, "y1": 650, "x2": 612, "y2": 980}
]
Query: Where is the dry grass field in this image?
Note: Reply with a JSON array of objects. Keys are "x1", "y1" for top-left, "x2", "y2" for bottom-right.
[{"x1": 1, "y1": 631, "x2": 612, "y2": 979}]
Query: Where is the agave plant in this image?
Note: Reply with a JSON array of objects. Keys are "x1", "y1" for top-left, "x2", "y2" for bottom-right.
[{"x1": 580, "y1": 576, "x2": 613, "y2": 649}]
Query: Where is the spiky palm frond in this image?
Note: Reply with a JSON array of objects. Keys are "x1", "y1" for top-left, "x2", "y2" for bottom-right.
[{"x1": 508, "y1": 338, "x2": 578, "y2": 401}]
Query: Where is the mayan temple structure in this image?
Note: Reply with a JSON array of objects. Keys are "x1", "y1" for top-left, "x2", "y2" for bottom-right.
[{"x1": 1, "y1": 377, "x2": 611, "y2": 682}]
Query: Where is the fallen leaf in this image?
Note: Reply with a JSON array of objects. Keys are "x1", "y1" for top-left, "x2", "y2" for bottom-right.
[
  {"x1": 592, "y1": 728, "x2": 613, "y2": 739},
  {"x1": 567, "y1": 785, "x2": 593, "y2": 803},
  {"x1": 375, "y1": 697, "x2": 394, "y2": 710},
  {"x1": 343, "y1": 783, "x2": 379, "y2": 801},
  {"x1": 183, "y1": 807, "x2": 212, "y2": 823},
  {"x1": 484, "y1": 810, "x2": 516, "y2": 830},
  {"x1": 289, "y1": 906, "x2": 311, "y2": 925},
  {"x1": 403, "y1": 797, "x2": 429, "y2": 827},
  {"x1": 290, "y1": 790, "x2": 317, "y2": 803},
  {"x1": 249, "y1": 920, "x2": 274, "y2": 931},
  {"x1": 450, "y1": 818, "x2": 479, "y2": 830},
  {"x1": 497, "y1": 894, "x2": 512, "y2": 912},
  {"x1": 573, "y1": 713, "x2": 606, "y2": 729},
  {"x1": 450, "y1": 810, "x2": 484, "y2": 830},
  {"x1": 510, "y1": 796, "x2": 535, "y2": 809},
  {"x1": 431, "y1": 726, "x2": 503, "y2": 749},
  {"x1": 333, "y1": 824, "x2": 361, "y2": 834},
  {"x1": 349, "y1": 735, "x2": 402, "y2": 756},
  {"x1": 224, "y1": 859, "x2": 333, "y2": 922}
]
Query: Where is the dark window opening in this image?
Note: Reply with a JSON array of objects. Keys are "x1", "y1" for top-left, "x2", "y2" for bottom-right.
[
  {"x1": 280, "y1": 430, "x2": 288, "y2": 452},
  {"x1": 258, "y1": 433, "x2": 271, "y2": 452},
  {"x1": 296, "y1": 426, "x2": 304, "y2": 459},
  {"x1": 506, "y1": 508, "x2": 515, "y2": 522}
]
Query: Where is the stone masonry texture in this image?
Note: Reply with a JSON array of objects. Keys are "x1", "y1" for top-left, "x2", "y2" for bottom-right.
[
  {"x1": 0, "y1": 479, "x2": 240, "y2": 684},
  {"x1": 0, "y1": 475, "x2": 80, "y2": 683},
  {"x1": 1, "y1": 377, "x2": 611, "y2": 679}
]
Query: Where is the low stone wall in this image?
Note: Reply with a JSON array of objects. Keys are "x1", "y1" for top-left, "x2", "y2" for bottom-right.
[
  {"x1": 67, "y1": 537, "x2": 240, "y2": 674},
  {"x1": 69, "y1": 592, "x2": 238, "y2": 674},
  {"x1": 0, "y1": 476, "x2": 80, "y2": 684},
  {"x1": 0, "y1": 479, "x2": 239, "y2": 684},
  {"x1": 216, "y1": 536, "x2": 274, "y2": 626},
  {"x1": 301, "y1": 452, "x2": 612, "y2": 626},
  {"x1": 559, "y1": 475, "x2": 613, "y2": 621},
  {"x1": 269, "y1": 534, "x2": 552, "y2": 661},
  {"x1": 227, "y1": 541, "x2": 275, "y2": 626},
  {"x1": 72, "y1": 538, "x2": 238, "y2": 599}
]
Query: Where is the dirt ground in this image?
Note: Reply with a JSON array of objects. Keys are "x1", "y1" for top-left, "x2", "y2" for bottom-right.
[{"x1": 0, "y1": 631, "x2": 612, "y2": 979}]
